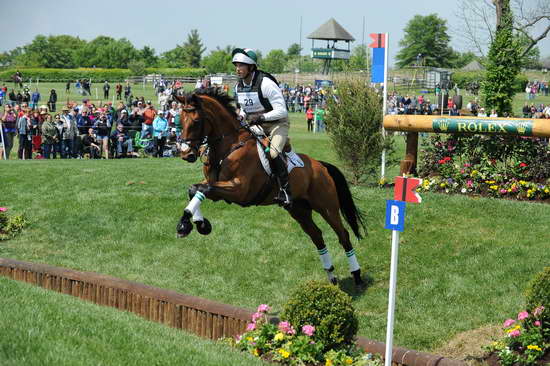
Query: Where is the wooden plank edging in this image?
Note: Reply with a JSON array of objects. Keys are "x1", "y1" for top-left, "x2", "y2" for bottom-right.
[{"x1": 0, "y1": 257, "x2": 466, "y2": 366}]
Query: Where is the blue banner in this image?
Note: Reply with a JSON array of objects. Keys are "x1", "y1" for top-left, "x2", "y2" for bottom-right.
[
  {"x1": 385, "y1": 200, "x2": 406, "y2": 232},
  {"x1": 371, "y1": 48, "x2": 385, "y2": 83}
]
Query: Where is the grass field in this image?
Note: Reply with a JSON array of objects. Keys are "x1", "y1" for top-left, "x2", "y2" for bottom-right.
[{"x1": 1, "y1": 104, "x2": 549, "y2": 364}]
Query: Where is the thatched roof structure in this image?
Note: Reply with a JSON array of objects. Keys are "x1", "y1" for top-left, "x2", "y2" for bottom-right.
[
  {"x1": 461, "y1": 60, "x2": 484, "y2": 71},
  {"x1": 307, "y1": 18, "x2": 355, "y2": 41}
]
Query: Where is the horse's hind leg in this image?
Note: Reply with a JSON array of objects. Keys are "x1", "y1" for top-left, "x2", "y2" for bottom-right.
[
  {"x1": 287, "y1": 200, "x2": 338, "y2": 285},
  {"x1": 312, "y1": 202, "x2": 365, "y2": 287}
]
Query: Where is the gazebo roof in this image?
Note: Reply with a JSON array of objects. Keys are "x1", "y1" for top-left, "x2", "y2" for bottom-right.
[
  {"x1": 307, "y1": 18, "x2": 355, "y2": 41},
  {"x1": 461, "y1": 60, "x2": 484, "y2": 71}
]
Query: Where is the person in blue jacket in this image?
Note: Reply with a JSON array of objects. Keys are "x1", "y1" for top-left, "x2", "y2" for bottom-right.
[{"x1": 152, "y1": 110, "x2": 169, "y2": 157}]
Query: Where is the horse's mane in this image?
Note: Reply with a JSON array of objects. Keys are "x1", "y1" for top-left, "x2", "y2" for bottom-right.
[{"x1": 194, "y1": 87, "x2": 237, "y2": 118}]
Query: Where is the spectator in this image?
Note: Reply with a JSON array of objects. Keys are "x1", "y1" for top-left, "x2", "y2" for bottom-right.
[
  {"x1": 82, "y1": 128, "x2": 101, "y2": 159},
  {"x1": 76, "y1": 109, "x2": 93, "y2": 135},
  {"x1": 124, "y1": 82, "x2": 132, "y2": 104},
  {"x1": 110, "y1": 123, "x2": 134, "y2": 158},
  {"x1": 65, "y1": 81, "x2": 71, "y2": 93},
  {"x1": 17, "y1": 108, "x2": 32, "y2": 159},
  {"x1": 41, "y1": 114, "x2": 58, "y2": 159},
  {"x1": 314, "y1": 106, "x2": 326, "y2": 133},
  {"x1": 54, "y1": 114, "x2": 65, "y2": 158},
  {"x1": 489, "y1": 109, "x2": 498, "y2": 118},
  {"x1": 141, "y1": 100, "x2": 156, "y2": 139},
  {"x1": 30, "y1": 89, "x2": 40, "y2": 110},
  {"x1": 60, "y1": 107, "x2": 78, "y2": 158},
  {"x1": 306, "y1": 106, "x2": 314, "y2": 132},
  {"x1": 103, "y1": 81, "x2": 110, "y2": 100},
  {"x1": 94, "y1": 112, "x2": 111, "y2": 158},
  {"x1": 1, "y1": 105, "x2": 17, "y2": 158},
  {"x1": 115, "y1": 83, "x2": 122, "y2": 100},
  {"x1": 0, "y1": 88, "x2": 4, "y2": 107},
  {"x1": 152, "y1": 110, "x2": 168, "y2": 157},
  {"x1": 477, "y1": 108, "x2": 487, "y2": 117},
  {"x1": 116, "y1": 109, "x2": 132, "y2": 133},
  {"x1": 48, "y1": 89, "x2": 57, "y2": 112},
  {"x1": 30, "y1": 110, "x2": 43, "y2": 157},
  {"x1": 8, "y1": 89, "x2": 17, "y2": 106}
]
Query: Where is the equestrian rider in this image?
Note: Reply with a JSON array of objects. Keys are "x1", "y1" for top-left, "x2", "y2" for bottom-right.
[{"x1": 231, "y1": 48, "x2": 292, "y2": 208}]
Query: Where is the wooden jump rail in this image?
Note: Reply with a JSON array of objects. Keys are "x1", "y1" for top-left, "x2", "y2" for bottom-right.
[
  {"x1": 383, "y1": 114, "x2": 550, "y2": 175},
  {"x1": 0, "y1": 257, "x2": 465, "y2": 366}
]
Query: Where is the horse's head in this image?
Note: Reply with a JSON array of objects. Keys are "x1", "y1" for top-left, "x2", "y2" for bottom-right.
[{"x1": 174, "y1": 93, "x2": 206, "y2": 163}]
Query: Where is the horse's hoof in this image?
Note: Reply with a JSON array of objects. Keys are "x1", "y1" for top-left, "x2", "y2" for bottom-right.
[
  {"x1": 176, "y1": 217, "x2": 193, "y2": 238},
  {"x1": 330, "y1": 277, "x2": 338, "y2": 285},
  {"x1": 195, "y1": 218, "x2": 212, "y2": 235},
  {"x1": 351, "y1": 269, "x2": 366, "y2": 289}
]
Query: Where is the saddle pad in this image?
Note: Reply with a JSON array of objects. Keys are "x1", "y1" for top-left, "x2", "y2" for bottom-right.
[{"x1": 256, "y1": 141, "x2": 304, "y2": 176}]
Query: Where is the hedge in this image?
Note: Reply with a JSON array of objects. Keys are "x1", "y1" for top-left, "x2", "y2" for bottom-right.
[
  {"x1": 0, "y1": 67, "x2": 207, "y2": 82},
  {"x1": 451, "y1": 71, "x2": 528, "y2": 92}
]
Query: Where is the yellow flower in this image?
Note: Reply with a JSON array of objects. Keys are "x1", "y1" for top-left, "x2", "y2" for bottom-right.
[
  {"x1": 527, "y1": 345, "x2": 542, "y2": 351},
  {"x1": 274, "y1": 332, "x2": 284, "y2": 342},
  {"x1": 325, "y1": 360, "x2": 333, "y2": 366},
  {"x1": 471, "y1": 170, "x2": 478, "y2": 176},
  {"x1": 490, "y1": 185, "x2": 499, "y2": 190},
  {"x1": 345, "y1": 357, "x2": 354, "y2": 364},
  {"x1": 440, "y1": 182, "x2": 446, "y2": 188},
  {"x1": 252, "y1": 348, "x2": 259, "y2": 357},
  {"x1": 246, "y1": 336, "x2": 253, "y2": 342},
  {"x1": 519, "y1": 180, "x2": 527, "y2": 186},
  {"x1": 278, "y1": 348, "x2": 290, "y2": 358}
]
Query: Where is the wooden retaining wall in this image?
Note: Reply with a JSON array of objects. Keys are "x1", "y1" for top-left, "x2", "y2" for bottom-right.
[{"x1": 0, "y1": 257, "x2": 465, "y2": 366}]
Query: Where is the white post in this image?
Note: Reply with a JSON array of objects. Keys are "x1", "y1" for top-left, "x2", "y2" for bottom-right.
[
  {"x1": 381, "y1": 33, "x2": 389, "y2": 180},
  {"x1": 384, "y1": 229, "x2": 400, "y2": 366},
  {"x1": 95, "y1": 88, "x2": 98, "y2": 100},
  {"x1": 441, "y1": 90, "x2": 444, "y2": 116},
  {"x1": 0, "y1": 122, "x2": 7, "y2": 160}
]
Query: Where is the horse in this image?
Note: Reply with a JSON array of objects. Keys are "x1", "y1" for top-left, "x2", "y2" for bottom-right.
[{"x1": 172, "y1": 88, "x2": 368, "y2": 287}]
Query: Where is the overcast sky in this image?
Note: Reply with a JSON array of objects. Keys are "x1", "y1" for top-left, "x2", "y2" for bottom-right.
[{"x1": 2, "y1": 0, "x2": 549, "y2": 66}]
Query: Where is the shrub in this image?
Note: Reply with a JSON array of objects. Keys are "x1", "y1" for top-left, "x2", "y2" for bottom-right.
[
  {"x1": 0, "y1": 207, "x2": 27, "y2": 240},
  {"x1": 525, "y1": 267, "x2": 550, "y2": 317},
  {"x1": 281, "y1": 281, "x2": 358, "y2": 351},
  {"x1": 325, "y1": 80, "x2": 396, "y2": 184}
]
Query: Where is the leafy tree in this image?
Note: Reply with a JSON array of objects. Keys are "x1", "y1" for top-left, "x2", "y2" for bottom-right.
[
  {"x1": 349, "y1": 45, "x2": 370, "y2": 71},
  {"x1": 450, "y1": 51, "x2": 477, "y2": 69},
  {"x1": 287, "y1": 43, "x2": 302, "y2": 57},
  {"x1": 261, "y1": 49, "x2": 287, "y2": 73},
  {"x1": 325, "y1": 80, "x2": 395, "y2": 184},
  {"x1": 15, "y1": 35, "x2": 85, "y2": 68},
  {"x1": 75, "y1": 36, "x2": 138, "y2": 68},
  {"x1": 128, "y1": 60, "x2": 146, "y2": 76},
  {"x1": 516, "y1": 34, "x2": 541, "y2": 69},
  {"x1": 482, "y1": 0, "x2": 521, "y2": 116},
  {"x1": 201, "y1": 46, "x2": 234, "y2": 74},
  {"x1": 396, "y1": 14, "x2": 455, "y2": 68},
  {"x1": 183, "y1": 29, "x2": 206, "y2": 68},
  {"x1": 160, "y1": 46, "x2": 186, "y2": 68},
  {"x1": 138, "y1": 46, "x2": 158, "y2": 67}
]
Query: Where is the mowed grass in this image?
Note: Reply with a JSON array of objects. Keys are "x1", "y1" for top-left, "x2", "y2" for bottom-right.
[
  {"x1": 0, "y1": 276, "x2": 266, "y2": 366},
  {"x1": 2, "y1": 109, "x2": 549, "y2": 357}
]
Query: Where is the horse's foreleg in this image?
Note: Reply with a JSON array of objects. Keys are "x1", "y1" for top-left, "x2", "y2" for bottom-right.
[
  {"x1": 177, "y1": 183, "x2": 209, "y2": 238},
  {"x1": 288, "y1": 201, "x2": 337, "y2": 285}
]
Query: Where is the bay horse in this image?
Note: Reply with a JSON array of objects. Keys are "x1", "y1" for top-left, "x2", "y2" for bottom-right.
[{"x1": 173, "y1": 88, "x2": 367, "y2": 286}]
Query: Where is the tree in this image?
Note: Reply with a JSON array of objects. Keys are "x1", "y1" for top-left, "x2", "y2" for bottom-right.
[
  {"x1": 261, "y1": 49, "x2": 287, "y2": 73},
  {"x1": 160, "y1": 46, "x2": 186, "y2": 68},
  {"x1": 287, "y1": 43, "x2": 302, "y2": 58},
  {"x1": 396, "y1": 14, "x2": 455, "y2": 68},
  {"x1": 482, "y1": 0, "x2": 521, "y2": 116},
  {"x1": 456, "y1": 0, "x2": 550, "y2": 60},
  {"x1": 75, "y1": 36, "x2": 138, "y2": 68},
  {"x1": 201, "y1": 46, "x2": 234, "y2": 74},
  {"x1": 325, "y1": 80, "x2": 395, "y2": 184},
  {"x1": 15, "y1": 35, "x2": 85, "y2": 68},
  {"x1": 138, "y1": 46, "x2": 158, "y2": 67},
  {"x1": 450, "y1": 50, "x2": 477, "y2": 69},
  {"x1": 348, "y1": 45, "x2": 370, "y2": 71},
  {"x1": 183, "y1": 29, "x2": 206, "y2": 68}
]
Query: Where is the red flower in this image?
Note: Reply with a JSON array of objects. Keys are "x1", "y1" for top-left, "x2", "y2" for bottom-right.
[
  {"x1": 443, "y1": 156, "x2": 451, "y2": 162},
  {"x1": 438, "y1": 159, "x2": 445, "y2": 164},
  {"x1": 519, "y1": 162, "x2": 527, "y2": 168}
]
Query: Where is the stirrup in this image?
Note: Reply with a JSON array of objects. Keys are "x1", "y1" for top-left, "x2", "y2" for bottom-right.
[{"x1": 275, "y1": 188, "x2": 292, "y2": 208}]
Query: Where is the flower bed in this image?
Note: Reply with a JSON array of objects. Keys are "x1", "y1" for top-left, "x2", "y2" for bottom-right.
[{"x1": 417, "y1": 135, "x2": 550, "y2": 202}]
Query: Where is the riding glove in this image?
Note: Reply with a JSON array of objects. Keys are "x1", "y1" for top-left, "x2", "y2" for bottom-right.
[{"x1": 249, "y1": 114, "x2": 265, "y2": 125}]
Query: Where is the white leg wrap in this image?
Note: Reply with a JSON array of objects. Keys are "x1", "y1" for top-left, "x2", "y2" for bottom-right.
[
  {"x1": 185, "y1": 191, "x2": 205, "y2": 215},
  {"x1": 318, "y1": 247, "x2": 333, "y2": 270},
  {"x1": 327, "y1": 269, "x2": 337, "y2": 282},
  {"x1": 192, "y1": 207, "x2": 204, "y2": 222},
  {"x1": 346, "y1": 249, "x2": 360, "y2": 272}
]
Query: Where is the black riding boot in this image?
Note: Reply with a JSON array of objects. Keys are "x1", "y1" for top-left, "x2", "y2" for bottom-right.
[{"x1": 272, "y1": 155, "x2": 292, "y2": 208}]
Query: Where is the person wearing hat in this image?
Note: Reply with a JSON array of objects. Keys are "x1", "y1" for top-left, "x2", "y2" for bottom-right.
[{"x1": 232, "y1": 47, "x2": 292, "y2": 208}]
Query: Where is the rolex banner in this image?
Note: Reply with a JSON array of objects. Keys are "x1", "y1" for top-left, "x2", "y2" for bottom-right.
[{"x1": 432, "y1": 118, "x2": 533, "y2": 136}]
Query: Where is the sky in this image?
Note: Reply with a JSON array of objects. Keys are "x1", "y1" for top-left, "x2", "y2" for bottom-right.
[{"x1": 2, "y1": 0, "x2": 549, "y2": 67}]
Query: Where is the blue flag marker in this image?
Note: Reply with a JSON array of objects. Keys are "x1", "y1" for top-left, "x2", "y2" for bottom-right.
[
  {"x1": 384, "y1": 200, "x2": 406, "y2": 232},
  {"x1": 371, "y1": 48, "x2": 385, "y2": 83}
]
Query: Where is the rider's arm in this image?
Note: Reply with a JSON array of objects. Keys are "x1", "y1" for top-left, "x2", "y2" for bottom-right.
[{"x1": 260, "y1": 78, "x2": 288, "y2": 122}]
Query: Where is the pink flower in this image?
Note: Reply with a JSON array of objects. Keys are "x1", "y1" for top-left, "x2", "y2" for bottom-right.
[
  {"x1": 257, "y1": 304, "x2": 270, "y2": 313},
  {"x1": 533, "y1": 306, "x2": 545, "y2": 316},
  {"x1": 246, "y1": 322, "x2": 256, "y2": 331},
  {"x1": 464, "y1": 163, "x2": 471, "y2": 168},
  {"x1": 278, "y1": 321, "x2": 296, "y2": 335},
  {"x1": 534, "y1": 320, "x2": 541, "y2": 327},
  {"x1": 302, "y1": 325, "x2": 315, "y2": 336},
  {"x1": 509, "y1": 329, "x2": 521, "y2": 337},
  {"x1": 251, "y1": 312, "x2": 262, "y2": 322},
  {"x1": 518, "y1": 311, "x2": 529, "y2": 321},
  {"x1": 503, "y1": 318, "x2": 516, "y2": 327},
  {"x1": 0, "y1": 207, "x2": 7, "y2": 212},
  {"x1": 467, "y1": 180, "x2": 473, "y2": 188},
  {"x1": 500, "y1": 189, "x2": 508, "y2": 194}
]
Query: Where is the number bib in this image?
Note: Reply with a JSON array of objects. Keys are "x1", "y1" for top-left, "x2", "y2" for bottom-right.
[{"x1": 236, "y1": 91, "x2": 264, "y2": 114}]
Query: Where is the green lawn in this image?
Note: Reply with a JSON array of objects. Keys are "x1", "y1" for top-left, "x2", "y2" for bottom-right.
[
  {"x1": 1, "y1": 112, "x2": 548, "y2": 358},
  {"x1": 0, "y1": 276, "x2": 266, "y2": 366}
]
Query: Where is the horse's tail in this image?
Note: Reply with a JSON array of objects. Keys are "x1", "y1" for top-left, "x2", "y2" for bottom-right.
[{"x1": 320, "y1": 161, "x2": 367, "y2": 240}]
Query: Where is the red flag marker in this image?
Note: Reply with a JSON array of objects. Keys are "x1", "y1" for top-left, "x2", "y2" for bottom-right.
[
  {"x1": 393, "y1": 176, "x2": 422, "y2": 203},
  {"x1": 369, "y1": 33, "x2": 386, "y2": 48}
]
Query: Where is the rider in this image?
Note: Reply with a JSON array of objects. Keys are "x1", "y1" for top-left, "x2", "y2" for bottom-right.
[{"x1": 231, "y1": 48, "x2": 292, "y2": 208}]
